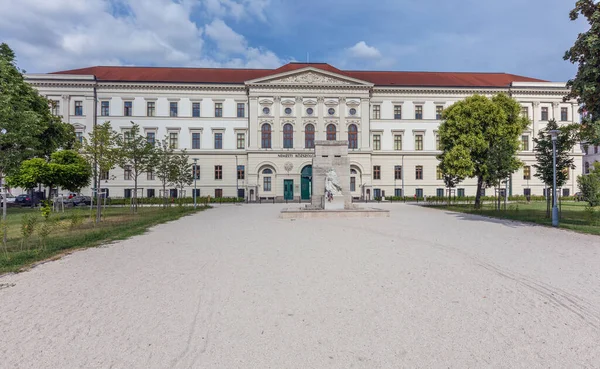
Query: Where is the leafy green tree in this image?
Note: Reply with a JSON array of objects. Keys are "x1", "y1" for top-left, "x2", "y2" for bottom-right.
[
  {"x1": 577, "y1": 162, "x2": 600, "y2": 207},
  {"x1": 0, "y1": 43, "x2": 74, "y2": 209},
  {"x1": 438, "y1": 146, "x2": 473, "y2": 204},
  {"x1": 170, "y1": 150, "x2": 193, "y2": 203},
  {"x1": 115, "y1": 122, "x2": 157, "y2": 211},
  {"x1": 154, "y1": 138, "x2": 176, "y2": 207},
  {"x1": 49, "y1": 150, "x2": 92, "y2": 194},
  {"x1": 82, "y1": 122, "x2": 121, "y2": 222},
  {"x1": 6, "y1": 158, "x2": 51, "y2": 192},
  {"x1": 438, "y1": 94, "x2": 529, "y2": 208},
  {"x1": 533, "y1": 119, "x2": 579, "y2": 216},
  {"x1": 564, "y1": 0, "x2": 600, "y2": 143}
]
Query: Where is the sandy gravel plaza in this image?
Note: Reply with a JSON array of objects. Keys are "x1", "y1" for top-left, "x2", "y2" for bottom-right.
[{"x1": 1, "y1": 203, "x2": 599, "y2": 368}]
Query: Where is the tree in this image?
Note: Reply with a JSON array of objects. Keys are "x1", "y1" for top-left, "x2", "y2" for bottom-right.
[
  {"x1": 6, "y1": 158, "x2": 51, "y2": 193},
  {"x1": 0, "y1": 42, "x2": 74, "y2": 208},
  {"x1": 533, "y1": 119, "x2": 579, "y2": 216},
  {"x1": 438, "y1": 146, "x2": 473, "y2": 205},
  {"x1": 438, "y1": 94, "x2": 529, "y2": 208},
  {"x1": 577, "y1": 162, "x2": 600, "y2": 206},
  {"x1": 49, "y1": 150, "x2": 92, "y2": 194},
  {"x1": 154, "y1": 138, "x2": 176, "y2": 207},
  {"x1": 115, "y1": 122, "x2": 157, "y2": 211},
  {"x1": 81, "y1": 122, "x2": 120, "y2": 222},
  {"x1": 170, "y1": 150, "x2": 193, "y2": 203},
  {"x1": 564, "y1": 1, "x2": 600, "y2": 143}
]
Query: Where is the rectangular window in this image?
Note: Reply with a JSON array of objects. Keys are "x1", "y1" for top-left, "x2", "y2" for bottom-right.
[
  {"x1": 521, "y1": 107, "x2": 529, "y2": 117},
  {"x1": 521, "y1": 135, "x2": 529, "y2": 151},
  {"x1": 263, "y1": 177, "x2": 272, "y2": 191},
  {"x1": 373, "y1": 105, "x2": 381, "y2": 119},
  {"x1": 215, "y1": 189, "x2": 223, "y2": 198},
  {"x1": 124, "y1": 165, "x2": 132, "y2": 180},
  {"x1": 192, "y1": 164, "x2": 200, "y2": 179},
  {"x1": 169, "y1": 132, "x2": 178, "y2": 149},
  {"x1": 416, "y1": 188, "x2": 423, "y2": 198},
  {"x1": 170, "y1": 189, "x2": 178, "y2": 198},
  {"x1": 147, "y1": 101, "x2": 155, "y2": 117},
  {"x1": 480, "y1": 188, "x2": 486, "y2": 197},
  {"x1": 524, "y1": 188, "x2": 531, "y2": 196},
  {"x1": 395, "y1": 188, "x2": 402, "y2": 197},
  {"x1": 350, "y1": 177, "x2": 356, "y2": 192},
  {"x1": 373, "y1": 134, "x2": 381, "y2": 151},
  {"x1": 394, "y1": 135, "x2": 402, "y2": 150},
  {"x1": 124, "y1": 101, "x2": 132, "y2": 116},
  {"x1": 415, "y1": 165, "x2": 423, "y2": 180},
  {"x1": 436, "y1": 105, "x2": 443, "y2": 120},
  {"x1": 523, "y1": 166, "x2": 531, "y2": 180},
  {"x1": 562, "y1": 188, "x2": 570, "y2": 197},
  {"x1": 192, "y1": 102, "x2": 201, "y2": 117},
  {"x1": 394, "y1": 165, "x2": 402, "y2": 180},
  {"x1": 541, "y1": 107, "x2": 548, "y2": 121},
  {"x1": 146, "y1": 132, "x2": 155, "y2": 145},
  {"x1": 51, "y1": 100, "x2": 60, "y2": 116},
  {"x1": 436, "y1": 166, "x2": 443, "y2": 180},
  {"x1": 237, "y1": 103, "x2": 245, "y2": 118},
  {"x1": 147, "y1": 189, "x2": 155, "y2": 198},
  {"x1": 215, "y1": 165, "x2": 222, "y2": 180},
  {"x1": 193, "y1": 189, "x2": 200, "y2": 198},
  {"x1": 415, "y1": 134, "x2": 424, "y2": 151},
  {"x1": 457, "y1": 188, "x2": 465, "y2": 197},
  {"x1": 169, "y1": 102, "x2": 178, "y2": 117},
  {"x1": 435, "y1": 135, "x2": 440, "y2": 150},
  {"x1": 394, "y1": 105, "x2": 402, "y2": 119},
  {"x1": 237, "y1": 165, "x2": 245, "y2": 180},
  {"x1": 373, "y1": 165, "x2": 381, "y2": 180},
  {"x1": 100, "y1": 101, "x2": 109, "y2": 116},
  {"x1": 100, "y1": 171, "x2": 109, "y2": 180},
  {"x1": 237, "y1": 133, "x2": 245, "y2": 149},
  {"x1": 561, "y1": 107, "x2": 568, "y2": 121},
  {"x1": 124, "y1": 189, "x2": 132, "y2": 199},
  {"x1": 437, "y1": 188, "x2": 444, "y2": 197},
  {"x1": 214, "y1": 133, "x2": 222, "y2": 149},
  {"x1": 215, "y1": 103, "x2": 223, "y2": 117},
  {"x1": 415, "y1": 105, "x2": 423, "y2": 120},
  {"x1": 147, "y1": 171, "x2": 155, "y2": 180},
  {"x1": 76, "y1": 132, "x2": 83, "y2": 144},
  {"x1": 192, "y1": 133, "x2": 201, "y2": 149},
  {"x1": 74, "y1": 101, "x2": 83, "y2": 116}
]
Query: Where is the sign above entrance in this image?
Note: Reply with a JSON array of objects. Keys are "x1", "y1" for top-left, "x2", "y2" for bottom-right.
[{"x1": 277, "y1": 153, "x2": 316, "y2": 158}]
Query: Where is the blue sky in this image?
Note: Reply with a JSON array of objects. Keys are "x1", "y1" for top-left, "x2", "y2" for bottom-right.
[{"x1": 0, "y1": 0, "x2": 586, "y2": 81}]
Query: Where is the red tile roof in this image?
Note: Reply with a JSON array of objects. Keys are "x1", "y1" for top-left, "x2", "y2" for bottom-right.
[{"x1": 51, "y1": 62, "x2": 546, "y2": 87}]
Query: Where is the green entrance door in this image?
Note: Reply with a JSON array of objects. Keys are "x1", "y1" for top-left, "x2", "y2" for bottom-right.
[
  {"x1": 284, "y1": 180, "x2": 294, "y2": 200},
  {"x1": 301, "y1": 165, "x2": 312, "y2": 200}
]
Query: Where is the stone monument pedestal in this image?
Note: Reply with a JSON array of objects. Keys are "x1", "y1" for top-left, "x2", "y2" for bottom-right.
[{"x1": 324, "y1": 195, "x2": 345, "y2": 210}]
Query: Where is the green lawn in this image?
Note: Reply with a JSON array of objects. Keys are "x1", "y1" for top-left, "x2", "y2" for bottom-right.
[
  {"x1": 0, "y1": 205, "x2": 208, "y2": 274},
  {"x1": 433, "y1": 201, "x2": 600, "y2": 236}
]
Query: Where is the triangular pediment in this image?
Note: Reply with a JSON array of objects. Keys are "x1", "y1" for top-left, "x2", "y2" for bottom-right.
[{"x1": 246, "y1": 67, "x2": 373, "y2": 86}]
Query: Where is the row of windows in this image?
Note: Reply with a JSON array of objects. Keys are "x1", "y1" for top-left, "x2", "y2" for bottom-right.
[
  {"x1": 122, "y1": 188, "x2": 228, "y2": 199},
  {"x1": 118, "y1": 164, "x2": 246, "y2": 181},
  {"x1": 95, "y1": 101, "x2": 241, "y2": 118},
  {"x1": 141, "y1": 131, "x2": 245, "y2": 150},
  {"x1": 261, "y1": 106, "x2": 358, "y2": 117},
  {"x1": 372, "y1": 104, "x2": 443, "y2": 120},
  {"x1": 520, "y1": 106, "x2": 570, "y2": 121}
]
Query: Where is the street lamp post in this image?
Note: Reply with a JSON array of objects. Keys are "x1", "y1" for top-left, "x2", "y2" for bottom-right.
[
  {"x1": 1, "y1": 128, "x2": 7, "y2": 246},
  {"x1": 193, "y1": 158, "x2": 198, "y2": 209},
  {"x1": 549, "y1": 130, "x2": 560, "y2": 227}
]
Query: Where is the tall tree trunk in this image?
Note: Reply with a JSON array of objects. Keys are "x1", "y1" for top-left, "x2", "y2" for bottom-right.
[
  {"x1": 133, "y1": 176, "x2": 138, "y2": 212},
  {"x1": 96, "y1": 171, "x2": 102, "y2": 223},
  {"x1": 474, "y1": 176, "x2": 484, "y2": 209}
]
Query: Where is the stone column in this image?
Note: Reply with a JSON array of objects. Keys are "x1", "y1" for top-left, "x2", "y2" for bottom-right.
[
  {"x1": 273, "y1": 96, "x2": 281, "y2": 149},
  {"x1": 361, "y1": 98, "x2": 370, "y2": 149},
  {"x1": 317, "y1": 96, "x2": 325, "y2": 141},
  {"x1": 339, "y1": 97, "x2": 346, "y2": 141},
  {"x1": 62, "y1": 94, "x2": 70, "y2": 123},
  {"x1": 248, "y1": 97, "x2": 258, "y2": 149},
  {"x1": 295, "y1": 96, "x2": 303, "y2": 149}
]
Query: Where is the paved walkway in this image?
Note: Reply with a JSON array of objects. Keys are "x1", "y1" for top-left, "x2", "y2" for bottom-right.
[{"x1": 1, "y1": 204, "x2": 599, "y2": 368}]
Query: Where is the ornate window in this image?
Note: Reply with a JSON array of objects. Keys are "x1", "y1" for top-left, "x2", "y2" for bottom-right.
[
  {"x1": 237, "y1": 103, "x2": 245, "y2": 118},
  {"x1": 326, "y1": 124, "x2": 336, "y2": 141},
  {"x1": 415, "y1": 105, "x2": 423, "y2": 119},
  {"x1": 328, "y1": 108, "x2": 335, "y2": 115},
  {"x1": 169, "y1": 102, "x2": 178, "y2": 117},
  {"x1": 283, "y1": 124, "x2": 294, "y2": 149},
  {"x1": 214, "y1": 132, "x2": 222, "y2": 149},
  {"x1": 349, "y1": 108, "x2": 357, "y2": 116},
  {"x1": 74, "y1": 101, "x2": 83, "y2": 116},
  {"x1": 306, "y1": 107, "x2": 314, "y2": 115},
  {"x1": 394, "y1": 105, "x2": 402, "y2": 119},
  {"x1": 284, "y1": 107, "x2": 292, "y2": 115},
  {"x1": 305, "y1": 124, "x2": 315, "y2": 148},
  {"x1": 394, "y1": 135, "x2": 402, "y2": 150},
  {"x1": 193, "y1": 102, "x2": 201, "y2": 117},
  {"x1": 373, "y1": 134, "x2": 381, "y2": 150},
  {"x1": 263, "y1": 168, "x2": 272, "y2": 191},
  {"x1": 237, "y1": 133, "x2": 245, "y2": 149},
  {"x1": 348, "y1": 124, "x2": 358, "y2": 149},
  {"x1": 261, "y1": 124, "x2": 272, "y2": 149},
  {"x1": 215, "y1": 103, "x2": 223, "y2": 117},
  {"x1": 415, "y1": 134, "x2": 424, "y2": 151},
  {"x1": 262, "y1": 107, "x2": 270, "y2": 115},
  {"x1": 147, "y1": 102, "x2": 155, "y2": 117},
  {"x1": 372, "y1": 105, "x2": 380, "y2": 119}
]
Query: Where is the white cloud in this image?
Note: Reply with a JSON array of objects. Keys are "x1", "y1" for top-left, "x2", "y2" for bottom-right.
[
  {"x1": 346, "y1": 41, "x2": 382, "y2": 60},
  {"x1": 0, "y1": 0, "x2": 282, "y2": 72}
]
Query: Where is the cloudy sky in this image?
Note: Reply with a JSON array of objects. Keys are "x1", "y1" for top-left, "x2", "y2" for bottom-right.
[{"x1": 0, "y1": 0, "x2": 586, "y2": 81}]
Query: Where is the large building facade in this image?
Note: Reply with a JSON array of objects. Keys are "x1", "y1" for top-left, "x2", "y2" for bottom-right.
[{"x1": 26, "y1": 63, "x2": 584, "y2": 200}]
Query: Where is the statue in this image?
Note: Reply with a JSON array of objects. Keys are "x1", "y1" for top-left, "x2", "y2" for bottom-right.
[{"x1": 324, "y1": 168, "x2": 342, "y2": 201}]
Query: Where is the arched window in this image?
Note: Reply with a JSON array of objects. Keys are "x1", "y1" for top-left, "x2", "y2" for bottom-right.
[
  {"x1": 283, "y1": 124, "x2": 293, "y2": 149},
  {"x1": 305, "y1": 124, "x2": 315, "y2": 148},
  {"x1": 348, "y1": 124, "x2": 357, "y2": 149},
  {"x1": 262, "y1": 168, "x2": 273, "y2": 191},
  {"x1": 261, "y1": 124, "x2": 271, "y2": 149},
  {"x1": 326, "y1": 124, "x2": 336, "y2": 141}
]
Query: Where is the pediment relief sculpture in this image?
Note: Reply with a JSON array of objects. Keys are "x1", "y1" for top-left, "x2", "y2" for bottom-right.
[{"x1": 271, "y1": 71, "x2": 353, "y2": 85}]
